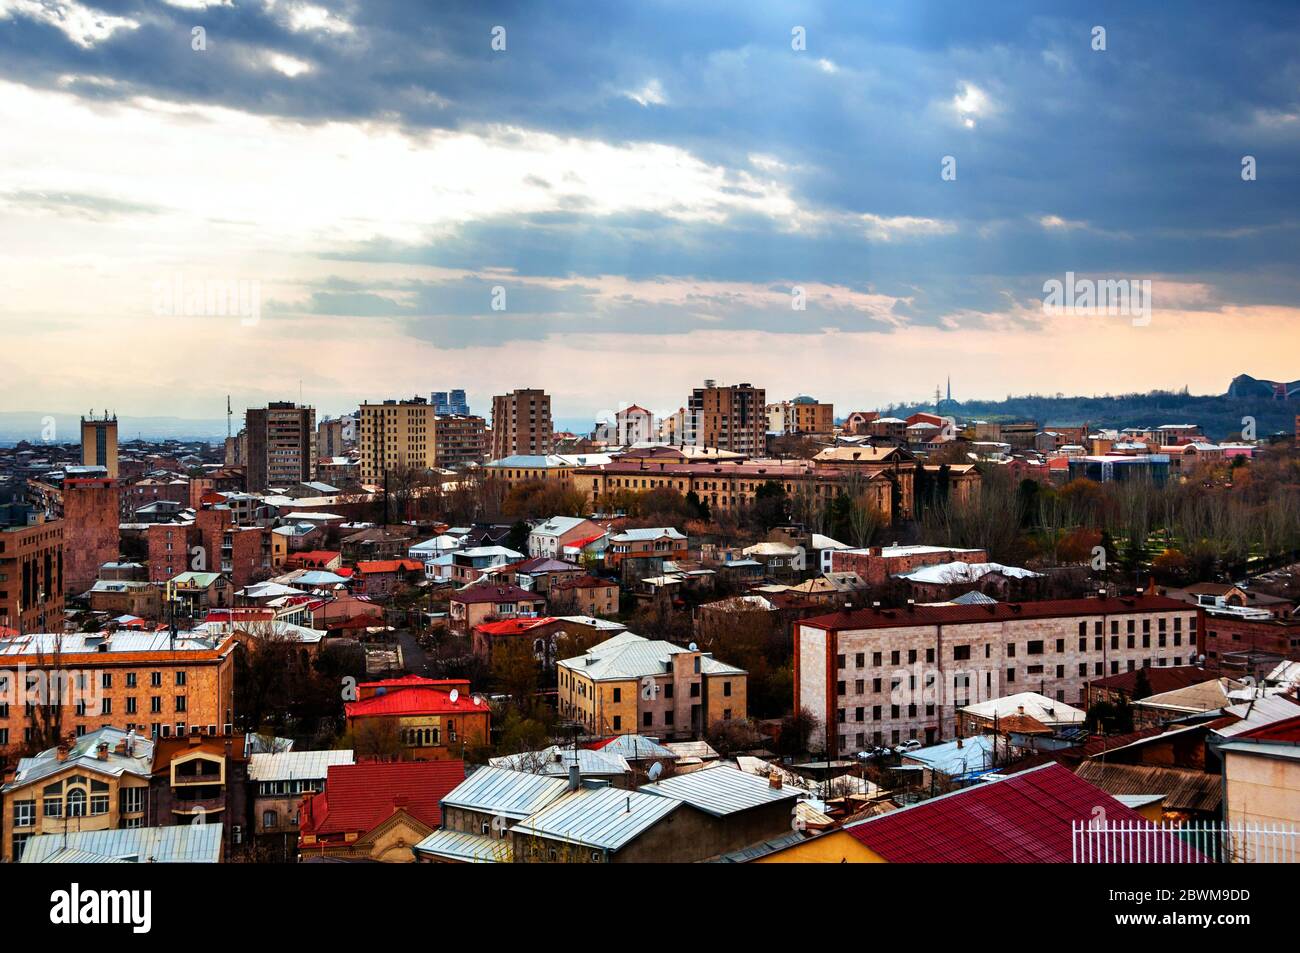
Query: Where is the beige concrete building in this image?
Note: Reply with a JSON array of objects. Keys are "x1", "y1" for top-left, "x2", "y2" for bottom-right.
[
  {"x1": 796, "y1": 592, "x2": 1200, "y2": 755},
  {"x1": 558, "y1": 632, "x2": 747, "y2": 738},
  {"x1": 80, "y1": 413, "x2": 118, "y2": 478}
]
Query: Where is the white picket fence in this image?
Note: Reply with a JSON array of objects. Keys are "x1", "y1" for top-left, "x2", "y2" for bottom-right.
[{"x1": 1071, "y1": 821, "x2": 1300, "y2": 863}]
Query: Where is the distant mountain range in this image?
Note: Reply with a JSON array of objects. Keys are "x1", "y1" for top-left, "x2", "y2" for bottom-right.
[
  {"x1": 883, "y1": 379, "x2": 1298, "y2": 442},
  {"x1": 0, "y1": 412, "x2": 228, "y2": 447}
]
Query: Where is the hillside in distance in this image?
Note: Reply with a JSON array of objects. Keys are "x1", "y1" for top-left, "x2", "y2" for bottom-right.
[{"x1": 883, "y1": 385, "x2": 1297, "y2": 442}]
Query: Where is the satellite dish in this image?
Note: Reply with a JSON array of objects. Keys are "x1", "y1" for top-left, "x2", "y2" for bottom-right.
[
  {"x1": 473, "y1": 694, "x2": 483, "y2": 706},
  {"x1": 449, "y1": 688, "x2": 459, "y2": 704},
  {"x1": 647, "y1": 761, "x2": 663, "y2": 781},
  {"x1": 688, "y1": 642, "x2": 698, "y2": 652}
]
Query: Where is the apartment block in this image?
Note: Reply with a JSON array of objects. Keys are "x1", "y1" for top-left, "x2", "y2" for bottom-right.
[
  {"x1": 433, "y1": 414, "x2": 488, "y2": 468},
  {"x1": 80, "y1": 413, "x2": 118, "y2": 479},
  {"x1": 61, "y1": 477, "x2": 120, "y2": 597},
  {"x1": 795, "y1": 592, "x2": 1200, "y2": 756},
  {"x1": 491, "y1": 389, "x2": 554, "y2": 458},
  {"x1": 0, "y1": 505, "x2": 64, "y2": 633},
  {"x1": 0, "y1": 628, "x2": 238, "y2": 753},
  {"x1": 359, "y1": 396, "x2": 437, "y2": 484},
  {"x1": 768, "y1": 396, "x2": 835, "y2": 435},
  {"x1": 245, "y1": 402, "x2": 316, "y2": 491},
  {"x1": 687, "y1": 380, "x2": 765, "y2": 454}
]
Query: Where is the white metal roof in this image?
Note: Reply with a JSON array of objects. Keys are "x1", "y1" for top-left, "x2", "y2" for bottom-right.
[
  {"x1": 510, "y1": 785, "x2": 681, "y2": 852},
  {"x1": 639, "y1": 764, "x2": 801, "y2": 817},
  {"x1": 248, "y1": 749, "x2": 355, "y2": 782},
  {"x1": 441, "y1": 764, "x2": 570, "y2": 819}
]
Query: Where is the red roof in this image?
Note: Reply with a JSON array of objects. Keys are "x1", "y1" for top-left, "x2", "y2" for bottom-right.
[
  {"x1": 452, "y1": 583, "x2": 544, "y2": 605},
  {"x1": 345, "y1": 687, "x2": 486, "y2": 718},
  {"x1": 565, "y1": 533, "x2": 606, "y2": 550},
  {"x1": 1236, "y1": 713, "x2": 1300, "y2": 743},
  {"x1": 299, "y1": 760, "x2": 465, "y2": 836},
  {"x1": 475, "y1": 617, "x2": 560, "y2": 636},
  {"x1": 845, "y1": 763, "x2": 1154, "y2": 863},
  {"x1": 361, "y1": 674, "x2": 467, "y2": 691},
  {"x1": 355, "y1": 559, "x2": 423, "y2": 574},
  {"x1": 296, "y1": 550, "x2": 341, "y2": 566},
  {"x1": 804, "y1": 593, "x2": 1190, "y2": 632}
]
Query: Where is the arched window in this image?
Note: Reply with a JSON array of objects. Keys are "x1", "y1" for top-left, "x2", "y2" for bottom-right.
[{"x1": 66, "y1": 789, "x2": 87, "y2": 817}]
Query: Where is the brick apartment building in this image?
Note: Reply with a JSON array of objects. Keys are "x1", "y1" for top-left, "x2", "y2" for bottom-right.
[
  {"x1": 0, "y1": 628, "x2": 238, "y2": 750},
  {"x1": 686, "y1": 380, "x2": 766, "y2": 454},
  {"x1": 61, "y1": 477, "x2": 120, "y2": 596},
  {"x1": 795, "y1": 591, "x2": 1201, "y2": 756},
  {"x1": 491, "y1": 388, "x2": 554, "y2": 458},
  {"x1": 0, "y1": 505, "x2": 63, "y2": 633},
  {"x1": 146, "y1": 508, "x2": 277, "y2": 587},
  {"x1": 1202, "y1": 610, "x2": 1300, "y2": 675}
]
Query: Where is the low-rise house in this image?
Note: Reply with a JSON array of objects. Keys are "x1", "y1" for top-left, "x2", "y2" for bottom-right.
[
  {"x1": 298, "y1": 760, "x2": 466, "y2": 862},
  {"x1": 472, "y1": 616, "x2": 564, "y2": 668},
  {"x1": 1, "y1": 727, "x2": 154, "y2": 863},
  {"x1": 249, "y1": 749, "x2": 355, "y2": 859},
  {"x1": 753, "y1": 763, "x2": 1161, "y2": 863},
  {"x1": 148, "y1": 734, "x2": 251, "y2": 856},
  {"x1": 344, "y1": 676, "x2": 490, "y2": 759},
  {"x1": 85, "y1": 578, "x2": 162, "y2": 618},
  {"x1": 605, "y1": 527, "x2": 688, "y2": 568},
  {"x1": 167, "y1": 571, "x2": 231, "y2": 615},
  {"x1": 558, "y1": 632, "x2": 747, "y2": 739},
  {"x1": 353, "y1": 559, "x2": 425, "y2": 597},
  {"x1": 414, "y1": 765, "x2": 569, "y2": 863},
  {"x1": 450, "y1": 545, "x2": 526, "y2": 584},
  {"x1": 957, "y1": 693, "x2": 1087, "y2": 738},
  {"x1": 18, "y1": 823, "x2": 224, "y2": 863},
  {"x1": 1219, "y1": 713, "x2": 1300, "y2": 858},
  {"x1": 527, "y1": 516, "x2": 606, "y2": 559},
  {"x1": 449, "y1": 582, "x2": 546, "y2": 633},
  {"x1": 1133, "y1": 677, "x2": 1247, "y2": 726},
  {"x1": 548, "y1": 574, "x2": 620, "y2": 617},
  {"x1": 1085, "y1": 665, "x2": 1211, "y2": 708}
]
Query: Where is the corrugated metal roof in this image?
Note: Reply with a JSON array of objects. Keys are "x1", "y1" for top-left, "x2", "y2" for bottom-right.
[
  {"x1": 1215, "y1": 695, "x2": 1300, "y2": 737},
  {"x1": 489, "y1": 746, "x2": 630, "y2": 778},
  {"x1": 1074, "y1": 762, "x2": 1222, "y2": 813},
  {"x1": 19, "y1": 824, "x2": 223, "y2": 863},
  {"x1": 442, "y1": 765, "x2": 570, "y2": 820},
  {"x1": 640, "y1": 764, "x2": 801, "y2": 817},
  {"x1": 511, "y1": 786, "x2": 681, "y2": 851},
  {"x1": 3, "y1": 727, "x2": 154, "y2": 791},
  {"x1": 413, "y1": 829, "x2": 505, "y2": 863},
  {"x1": 558, "y1": 632, "x2": 745, "y2": 681},
  {"x1": 248, "y1": 749, "x2": 355, "y2": 782}
]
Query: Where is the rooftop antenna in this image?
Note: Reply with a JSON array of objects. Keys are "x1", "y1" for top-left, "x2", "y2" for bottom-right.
[{"x1": 226, "y1": 395, "x2": 232, "y2": 440}]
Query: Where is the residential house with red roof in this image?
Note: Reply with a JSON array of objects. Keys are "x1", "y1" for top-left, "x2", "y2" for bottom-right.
[
  {"x1": 353, "y1": 558, "x2": 424, "y2": 597},
  {"x1": 298, "y1": 760, "x2": 466, "y2": 862},
  {"x1": 345, "y1": 677, "x2": 490, "y2": 760},
  {"x1": 449, "y1": 582, "x2": 546, "y2": 633}
]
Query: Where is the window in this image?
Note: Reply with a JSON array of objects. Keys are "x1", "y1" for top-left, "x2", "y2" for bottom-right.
[
  {"x1": 643, "y1": 711, "x2": 652, "y2": 727},
  {"x1": 66, "y1": 789, "x2": 87, "y2": 817},
  {"x1": 90, "y1": 794, "x2": 109, "y2": 815},
  {"x1": 1027, "y1": 641, "x2": 1044, "y2": 655},
  {"x1": 953, "y1": 645, "x2": 971, "y2": 661},
  {"x1": 612, "y1": 687, "x2": 621, "y2": 703},
  {"x1": 13, "y1": 800, "x2": 35, "y2": 828},
  {"x1": 176, "y1": 671, "x2": 187, "y2": 686},
  {"x1": 121, "y1": 787, "x2": 144, "y2": 814}
]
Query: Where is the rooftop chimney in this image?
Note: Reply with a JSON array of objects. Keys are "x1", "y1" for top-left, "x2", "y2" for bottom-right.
[
  {"x1": 55, "y1": 745, "x2": 68, "y2": 762},
  {"x1": 96, "y1": 742, "x2": 109, "y2": 760},
  {"x1": 768, "y1": 770, "x2": 782, "y2": 790},
  {"x1": 567, "y1": 762, "x2": 581, "y2": 792}
]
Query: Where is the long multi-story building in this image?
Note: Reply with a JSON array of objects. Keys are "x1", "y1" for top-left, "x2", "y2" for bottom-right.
[
  {"x1": 80, "y1": 413, "x2": 118, "y2": 478},
  {"x1": 491, "y1": 389, "x2": 553, "y2": 458},
  {"x1": 794, "y1": 591, "x2": 1201, "y2": 756},
  {"x1": 573, "y1": 459, "x2": 894, "y2": 522},
  {"x1": 245, "y1": 402, "x2": 316, "y2": 491},
  {"x1": 0, "y1": 501, "x2": 63, "y2": 634},
  {"x1": 686, "y1": 380, "x2": 765, "y2": 454},
  {"x1": 0, "y1": 628, "x2": 238, "y2": 752}
]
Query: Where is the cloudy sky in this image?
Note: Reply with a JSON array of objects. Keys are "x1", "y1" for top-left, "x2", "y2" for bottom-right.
[{"x1": 1, "y1": 0, "x2": 1297, "y2": 426}]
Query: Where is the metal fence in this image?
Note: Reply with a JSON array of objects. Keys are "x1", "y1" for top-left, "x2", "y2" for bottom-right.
[{"x1": 1071, "y1": 821, "x2": 1300, "y2": 863}]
